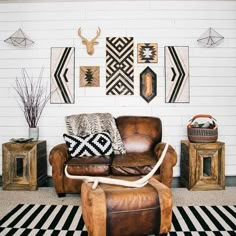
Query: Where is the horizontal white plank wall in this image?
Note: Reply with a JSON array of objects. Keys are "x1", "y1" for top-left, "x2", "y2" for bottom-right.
[{"x1": 0, "y1": 0, "x2": 235, "y2": 177}]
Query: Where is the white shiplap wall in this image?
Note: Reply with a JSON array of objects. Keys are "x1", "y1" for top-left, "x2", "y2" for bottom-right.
[{"x1": 0, "y1": 0, "x2": 236, "y2": 177}]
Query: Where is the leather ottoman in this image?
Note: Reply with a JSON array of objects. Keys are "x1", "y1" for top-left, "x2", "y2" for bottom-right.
[{"x1": 81, "y1": 177, "x2": 172, "y2": 236}]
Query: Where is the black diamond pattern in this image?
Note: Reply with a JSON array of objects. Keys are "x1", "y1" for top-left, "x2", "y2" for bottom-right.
[
  {"x1": 63, "y1": 132, "x2": 113, "y2": 157},
  {"x1": 106, "y1": 37, "x2": 134, "y2": 95}
]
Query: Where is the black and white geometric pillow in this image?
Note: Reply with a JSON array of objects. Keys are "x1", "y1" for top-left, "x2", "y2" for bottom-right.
[{"x1": 63, "y1": 132, "x2": 113, "y2": 157}]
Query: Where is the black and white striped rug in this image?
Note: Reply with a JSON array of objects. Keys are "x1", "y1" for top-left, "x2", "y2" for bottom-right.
[{"x1": 0, "y1": 204, "x2": 235, "y2": 235}]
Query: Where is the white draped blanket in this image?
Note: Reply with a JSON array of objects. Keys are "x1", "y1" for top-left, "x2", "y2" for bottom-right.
[{"x1": 65, "y1": 113, "x2": 126, "y2": 154}]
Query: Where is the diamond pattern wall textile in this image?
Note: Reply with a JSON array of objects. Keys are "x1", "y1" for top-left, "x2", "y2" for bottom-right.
[{"x1": 106, "y1": 37, "x2": 134, "y2": 95}]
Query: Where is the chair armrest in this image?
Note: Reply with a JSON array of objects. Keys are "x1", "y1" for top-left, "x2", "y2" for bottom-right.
[
  {"x1": 49, "y1": 143, "x2": 70, "y2": 195},
  {"x1": 49, "y1": 143, "x2": 70, "y2": 171},
  {"x1": 154, "y1": 142, "x2": 177, "y2": 187}
]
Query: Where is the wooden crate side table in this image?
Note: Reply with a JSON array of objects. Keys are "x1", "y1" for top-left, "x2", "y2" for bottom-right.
[
  {"x1": 180, "y1": 140, "x2": 225, "y2": 191},
  {"x1": 2, "y1": 140, "x2": 47, "y2": 191}
]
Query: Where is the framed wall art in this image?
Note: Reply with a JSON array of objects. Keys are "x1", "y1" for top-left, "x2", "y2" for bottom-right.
[
  {"x1": 106, "y1": 37, "x2": 134, "y2": 95},
  {"x1": 140, "y1": 66, "x2": 157, "y2": 103},
  {"x1": 137, "y1": 43, "x2": 158, "y2": 63},
  {"x1": 165, "y1": 46, "x2": 189, "y2": 103},
  {"x1": 50, "y1": 47, "x2": 75, "y2": 104},
  {"x1": 80, "y1": 66, "x2": 100, "y2": 87}
]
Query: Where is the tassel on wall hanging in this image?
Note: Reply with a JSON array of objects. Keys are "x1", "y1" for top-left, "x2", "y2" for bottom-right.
[
  {"x1": 4, "y1": 28, "x2": 34, "y2": 48},
  {"x1": 197, "y1": 28, "x2": 224, "y2": 47}
]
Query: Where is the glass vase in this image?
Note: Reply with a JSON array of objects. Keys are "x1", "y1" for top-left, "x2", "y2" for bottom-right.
[{"x1": 28, "y1": 127, "x2": 39, "y2": 141}]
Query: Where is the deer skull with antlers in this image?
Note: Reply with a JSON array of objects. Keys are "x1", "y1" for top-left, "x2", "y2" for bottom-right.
[{"x1": 78, "y1": 27, "x2": 101, "y2": 56}]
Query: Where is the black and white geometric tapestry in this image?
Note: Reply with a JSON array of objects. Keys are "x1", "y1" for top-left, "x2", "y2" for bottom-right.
[
  {"x1": 63, "y1": 132, "x2": 113, "y2": 157},
  {"x1": 165, "y1": 46, "x2": 189, "y2": 103},
  {"x1": 50, "y1": 47, "x2": 75, "y2": 104},
  {"x1": 137, "y1": 43, "x2": 158, "y2": 63},
  {"x1": 106, "y1": 37, "x2": 134, "y2": 95},
  {"x1": 0, "y1": 205, "x2": 235, "y2": 236}
]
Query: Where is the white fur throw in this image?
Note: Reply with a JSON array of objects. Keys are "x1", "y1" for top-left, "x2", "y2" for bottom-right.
[{"x1": 65, "y1": 113, "x2": 126, "y2": 154}]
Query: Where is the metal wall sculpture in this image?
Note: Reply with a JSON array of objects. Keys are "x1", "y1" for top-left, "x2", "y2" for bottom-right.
[
  {"x1": 137, "y1": 43, "x2": 158, "y2": 63},
  {"x1": 140, "y1": 66, "x2": 157, "y2": 103},
  {"x1": 80, "y1": 66, "x2": 100, "y2": 87},
  {"x1": 4, "y1": 28, "x2": 34, "y2": 47},
  {"x1": 106, "y1": 37, "x2": 134, "y2": 95},
  {"x1": 165, "y1": 46, "x2": 189, "y2": 103},
  {"x1": 197, "y1": 28, "x2": 224, "y2": 47},
  {"x1": 50, "y1": 47, "x2": 75, "y2": 104}
]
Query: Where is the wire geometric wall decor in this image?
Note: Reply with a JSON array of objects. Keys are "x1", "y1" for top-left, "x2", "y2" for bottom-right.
[
  {"x1": 4, "y1": 28, "x2": 34, "y2": 47},
  {"x1": 197, "y1": 28, "x2": 224, "y2": 47}
]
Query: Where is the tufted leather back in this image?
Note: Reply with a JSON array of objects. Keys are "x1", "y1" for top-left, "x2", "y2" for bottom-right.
[{"x1": 116, "y1": 116, "x2": 162, "y2": 153}]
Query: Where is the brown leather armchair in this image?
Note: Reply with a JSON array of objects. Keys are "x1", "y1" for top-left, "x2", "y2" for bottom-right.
[{"x1": 49, "y1": 116, "x2": 177, "y2": 197}]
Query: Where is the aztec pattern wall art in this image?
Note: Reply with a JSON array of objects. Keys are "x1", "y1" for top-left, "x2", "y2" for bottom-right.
[
  {"x1": 165, "y1": 46, "x2": 189, "y2": 103},
  {"x1": 106, "y1": 37, "x2": 134, "y2": 95},
  {"x1": 80, "y1": 66, "x2": 100, "y2": 87},
  {"x1": 137, "y1": 43, "x2": 158, "y2": 63},
  {"x1": 140, "y1": 66, "x2": 157, "y2": 103},
  {"x1": 50, "y1": 47, "x2": 75, "y2": 104}
]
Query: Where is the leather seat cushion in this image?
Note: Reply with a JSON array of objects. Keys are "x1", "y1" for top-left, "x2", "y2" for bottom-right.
[
  {"x1": 65, "y1": 155, "x2": 112, "y2": 176},
  {"x1": 111, "y1": 151, "x2": 160, "y2": 176}
]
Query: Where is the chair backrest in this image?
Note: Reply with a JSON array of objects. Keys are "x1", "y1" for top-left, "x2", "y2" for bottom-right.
[{"x1": 116, "y1": 116, "x2": 162, "y2": 153}]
